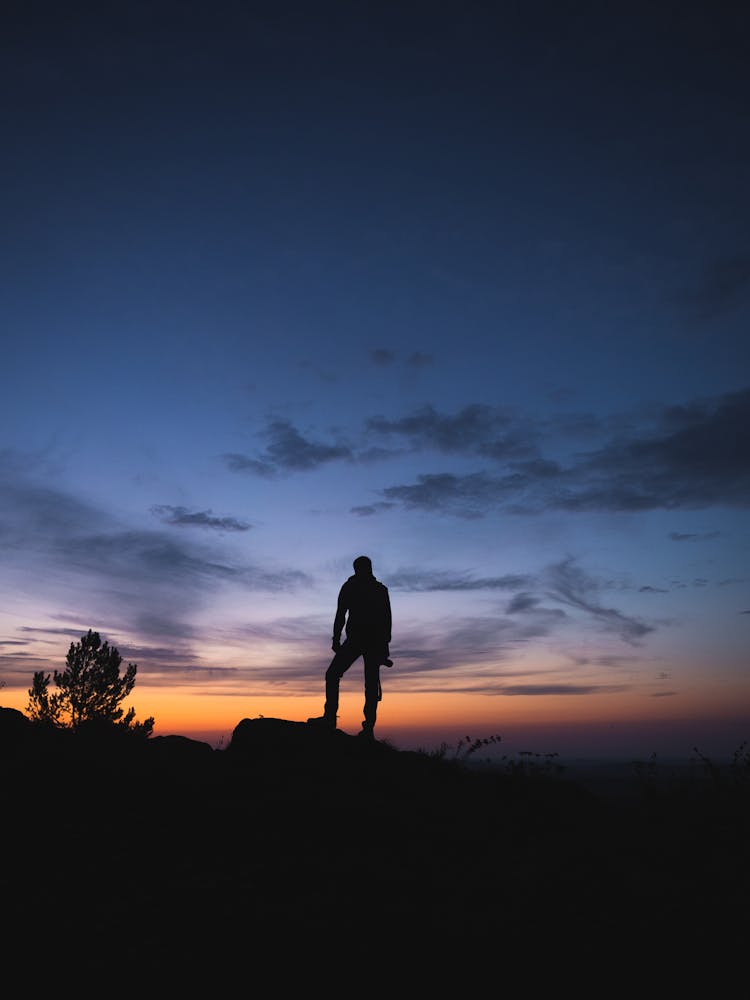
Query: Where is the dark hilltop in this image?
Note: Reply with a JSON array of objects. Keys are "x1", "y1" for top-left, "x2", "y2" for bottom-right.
[{"x1": 2, "y1": 707, "x2": 747, "y2": 979}]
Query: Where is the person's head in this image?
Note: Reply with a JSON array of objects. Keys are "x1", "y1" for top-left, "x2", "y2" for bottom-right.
[{"x1": 353, "y1": 555, "x2": 373, "y2": 577}]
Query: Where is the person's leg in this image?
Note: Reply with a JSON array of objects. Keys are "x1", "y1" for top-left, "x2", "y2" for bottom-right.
[
  {"x1": 360, "y1": 652, "x2": 381, "y2": 736},
  {"x1": 321, "y1": 641, "x2": 360, "y2": 724}
]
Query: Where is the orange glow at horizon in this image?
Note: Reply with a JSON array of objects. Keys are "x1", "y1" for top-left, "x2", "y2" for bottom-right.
[{"x1": 3, "y1": 676, "x2": 747, "y2": 752}]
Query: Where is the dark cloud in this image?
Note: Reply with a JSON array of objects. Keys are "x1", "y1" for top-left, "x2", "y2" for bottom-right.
[
  {"x1": 506, "y1": 592, "x2": 540, "y2": 613},
  {"x1": 570, "y1": 654, "x2": 637, "y2": 669},
  {"x1": 224, "y1": 387, "x2": 748, "y2": 509},
  {"x1": 369, "y1": 349, "x2": 433, "y2": 369},
  {"x1": 501, "y1": 683, "x2": 627, "y2": 696},
  {"x1": 350, "y1": 502, "x2": 395, "y2": 516},
  {"x1": 578, "y1": 387, "x2": 750, "y2": 509},
  {"x1": 406, "y1": 351, "x2": 433, "y2": 368},
  {"x1": 377, "y1": 386, "x2": 750, "y2": 516},
  {"x1": 151, "y1": 505, "x2": 251, "y2": 532},
  {"x1": 366, "y1": 404, "x2": 537, "y2": 459},
  {"x1": 19, "y1": 625, "x2": 96, "y2": 640},
  {"x1": 222, "y1": 452, "x2": 276, "y2": 477},
  {"x1": 382, "y1": 472, "x2": 507, "y2": 519},
  {"x1": 355, "y1": 446, "x2": 404, "y2": 463},
  {"x1": 370, "y1": 348, "x2": 396, "y2": 366},
  {"x1": 257, "y1": 418, "x2": 352, "y2": 469},
  {"x1": 0, "y1": 650, "x2": 57, "y2": 686},
  {"x1": 223, "y1": 418, "x2": 353, "y2": 476},
  {"x1": 639, "y1": 585, "x2": 669, "y2": 593},
  {"x1": 668, "y1": 531, "x2": 721, "y2": 542},
  {"x1": 224, "y1": 405, "x2": 537, "y2": 482},
  {"x1": 505, "y1": 592, "x2": 568, "y2": 628},
  {"x1": 100, "y1": 640, "x2": 205, "y2": 666}
]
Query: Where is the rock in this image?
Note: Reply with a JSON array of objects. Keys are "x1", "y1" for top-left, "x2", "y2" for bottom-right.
[
  {"x1": 0, "y1": 705, "x2": 33, "y2": 751},
  {"x1": 227, "y1": 716, "x2": 344, "y2": 755},
  {"x1": 146, "y1": 733, "x2": 215, "y2": 760}
]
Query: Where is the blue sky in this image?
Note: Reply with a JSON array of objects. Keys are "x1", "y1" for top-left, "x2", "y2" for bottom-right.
[{"x1": 2, "y1": 3, "x2": 748, "y2": 756}]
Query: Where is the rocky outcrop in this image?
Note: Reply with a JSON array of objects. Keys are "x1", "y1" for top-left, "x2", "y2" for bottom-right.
[{"x1": 226, "y1": 715, "x2": 394, "y2": 760}]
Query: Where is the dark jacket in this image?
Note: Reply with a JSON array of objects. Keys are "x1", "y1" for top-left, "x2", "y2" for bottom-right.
[{"x1": 333, "y1": 573, "x2": 392, "y2": 646}]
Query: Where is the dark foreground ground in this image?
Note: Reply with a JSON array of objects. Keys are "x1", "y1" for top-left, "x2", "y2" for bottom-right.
[{"x1": 2, "y1": 709, "x2": 747, "y2": 984}]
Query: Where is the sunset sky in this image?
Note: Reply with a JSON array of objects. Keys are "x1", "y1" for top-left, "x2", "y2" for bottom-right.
[{"x1": 2, "y1": 3, "x2": 748, "y2": 759}]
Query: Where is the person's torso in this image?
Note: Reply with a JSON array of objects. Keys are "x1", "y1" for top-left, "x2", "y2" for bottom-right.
[{"x1": 343, "y1": 576, "x2": 389, "y2": 634}]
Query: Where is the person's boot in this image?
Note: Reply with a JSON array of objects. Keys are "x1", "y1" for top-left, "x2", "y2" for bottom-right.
[
  {"x1": 307, "y1": 713, "x2": 336, "y2": 729},
  {"x1": 357, "y1": 722, "x2": 375, "y2": 740}
]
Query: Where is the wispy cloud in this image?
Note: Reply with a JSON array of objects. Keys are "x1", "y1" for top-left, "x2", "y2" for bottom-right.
[
  {"x1": 0, "y1": 454, "x2": 310, "y2": 648},
  {"x1": 668, "y1": 530, "x2": 721, "y2": 542},
  {"x1": 151, "y1": 505, "x2": 251, "y2": 532},
  {"x1": 500, "y1": 683, "x2": 627, "y2": 696},
  {"x1": 1, "y1": 553, "x2": 658, "y2": 697},
  {"x1": 366, "y1": 557, "x2": 655, "y2": 682},
  {"x1": 544, "y1": 558, "x2": 654, "y2": 645},
  {"x1": 351, "y1": 501, "x2": 396, "y2": 516},
  {"x1": 389, "y1": 570, "x2": 533, "y2": 592},
  {"x1": 505, "y1": 593, "x2": 567, "y2": 628}
]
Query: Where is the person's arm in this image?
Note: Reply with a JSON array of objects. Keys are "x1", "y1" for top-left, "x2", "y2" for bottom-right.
[
  {"x1": 332, "y1": 585, "x2": 347, "y2": 650},
  {"x1": 384, "y1": 587, "x2": 392, "y2": 644}
]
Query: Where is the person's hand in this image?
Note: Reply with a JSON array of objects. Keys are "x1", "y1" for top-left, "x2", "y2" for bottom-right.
[{"x1": 332, "y1": 637, "x2": 341, "y2": 653}]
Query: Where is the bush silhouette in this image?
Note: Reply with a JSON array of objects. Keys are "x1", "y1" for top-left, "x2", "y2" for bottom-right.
[{"x1": 26, "y1": 629, "x2": 154, "y2": 737}]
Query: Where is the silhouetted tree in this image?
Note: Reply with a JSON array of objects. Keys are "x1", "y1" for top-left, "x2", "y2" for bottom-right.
[{"x1": 27, "y1": 629, "x2": 154, "y2": 737}]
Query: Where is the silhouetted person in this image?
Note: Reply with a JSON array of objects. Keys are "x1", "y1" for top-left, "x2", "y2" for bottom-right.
[{"x1": 308, "y1": 555, "x2": 392, "y2": 739}]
